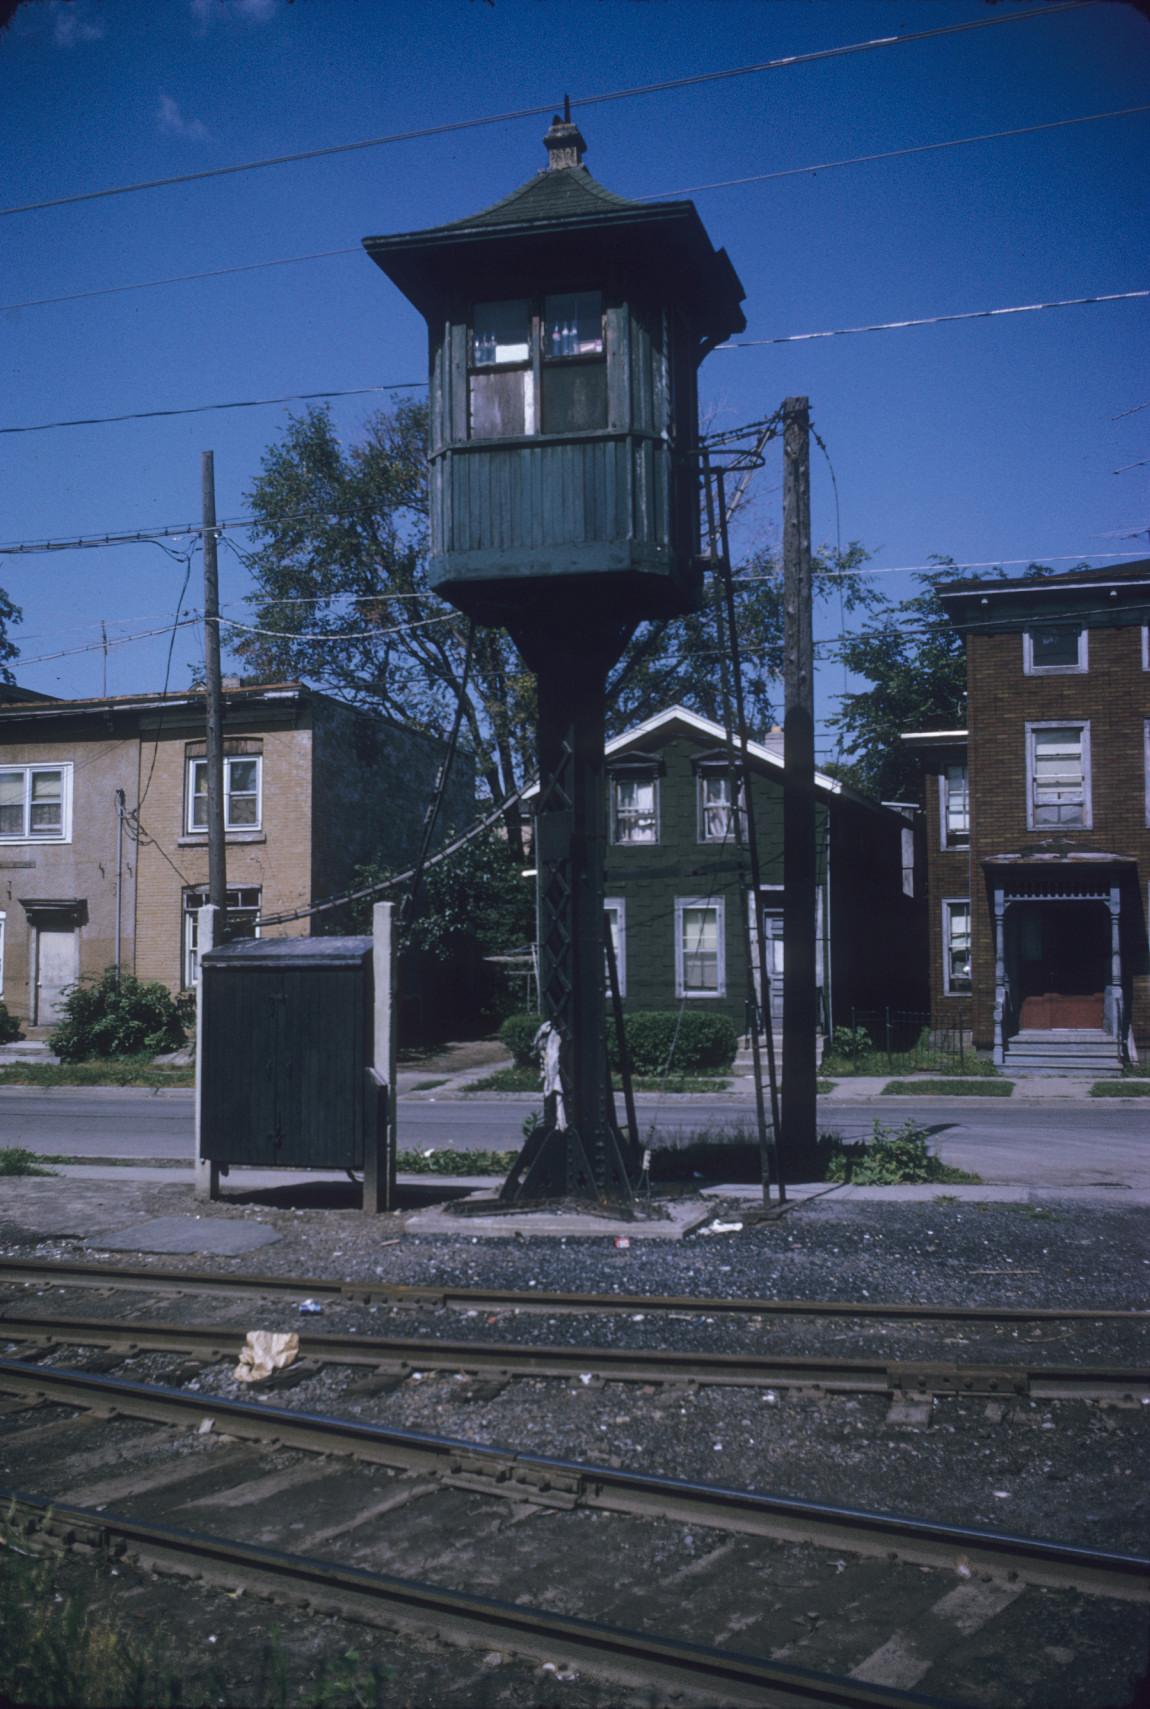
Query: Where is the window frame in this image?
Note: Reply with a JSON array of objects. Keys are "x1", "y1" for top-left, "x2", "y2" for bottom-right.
[
  {"x1": 467, "y1": 291, "x2": 607, "y2": 442},
  {"x1": 696, "y1": 763, "x2": 747, "y2": 844},
  {"x1": 0, "y1": 761, "x2": 73, "y2": 845},
  {"x1": 182, "y1": 885, "x2": 262, "y2": 988},
  {"x1": 603, "y1": 896, "x2": 626, "y2": 999},
  {"x1": 938, "y1": 762, "x2": 970, "y2": 850},
  {"x1": 1022, "y1": 625, "x2": 1088, "y2": 676},
  {"x1": 185, "y1": 754, "x2": 263, "y2": 836},
  {"x1": 610, "y1": 769, "x2": 660, "y2": 846},
  {"x1": 941, "y1": 896, "x2": 972, "y2": 996},
  {"x1": 1026, "y1": 720, "x2": 1091, "y2": 831},
  {"x1": 675, "y1": 896, "x2": 725, "y2": 999}
]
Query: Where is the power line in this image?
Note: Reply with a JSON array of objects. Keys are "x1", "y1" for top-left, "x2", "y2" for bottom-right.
[
  {"x1": 6, "y1": 101, "x2": 1144, "y2": 318},
  {"x1": 16, "y1": 617, "x2": 198, "y2": 669},
  {"x1": 651, "y1": 102, "x2": 1150, "y2": 201},
  {"x1": 216, "y1": 612, "x2": 460, "y2": 643},
  {"x1": 739, "y1": 552, "x2": 1143, "y2": 580},
  {"x1": 4, "y1": 284, "x2": 1145, "y2": 440},
  {"x1": 720, "y1": 288, "x2": 1149, "y2": 348},
  {"x1": 0, "y1": 3, "x2": 1088, "y2": 221},
  {"x1": 0, "y1": 382, "x2": 423, "y2": 438}
]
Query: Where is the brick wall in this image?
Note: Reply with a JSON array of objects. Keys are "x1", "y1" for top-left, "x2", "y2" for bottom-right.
[{"x1": 965, "y1": 622, "x2": 1150, "y2": 1049}]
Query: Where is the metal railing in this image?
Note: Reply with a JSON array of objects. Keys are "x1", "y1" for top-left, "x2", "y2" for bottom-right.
[{"x1": 834, "y1": 1007, "x2": 972, "y2": 1070}]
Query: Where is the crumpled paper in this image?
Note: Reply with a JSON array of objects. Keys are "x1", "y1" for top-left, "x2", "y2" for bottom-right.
[{"x1": 233, "y1": 1330, "x2": 300, "y2": 1384}]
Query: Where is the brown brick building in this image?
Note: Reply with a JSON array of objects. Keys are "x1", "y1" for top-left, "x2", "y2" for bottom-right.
[
  {"x1": 0, "y1": 683, "x2": 472, "y2": 1025},
  {"x1": 906, "y1": 561, "x2": 1150, "y2": 1072}
]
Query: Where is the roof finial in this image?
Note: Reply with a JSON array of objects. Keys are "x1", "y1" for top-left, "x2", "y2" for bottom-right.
[{"x1": 543, "y1": 101, "x2": 586, "y2": 171}]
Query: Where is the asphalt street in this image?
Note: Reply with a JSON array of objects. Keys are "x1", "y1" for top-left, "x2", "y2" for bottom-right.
[{"x1": 1, "y1": 1087, "x2": 1146, "y2": 1188}]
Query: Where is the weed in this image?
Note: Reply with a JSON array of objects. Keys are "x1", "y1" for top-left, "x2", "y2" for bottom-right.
[
  {"x1": 822, "y1": 1119, "x2": 980, "y2": 1185},
  {"x1": 0, "y1": 1147, "x2": 54, "y2": 1177},
  {"x1": 397, "y1": 1147, "x2": 516, "y2": 1175}
]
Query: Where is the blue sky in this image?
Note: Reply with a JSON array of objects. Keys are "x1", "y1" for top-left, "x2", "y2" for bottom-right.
[{"x1": 2, "y1": 0, "x2": 1147, "y2": 752}]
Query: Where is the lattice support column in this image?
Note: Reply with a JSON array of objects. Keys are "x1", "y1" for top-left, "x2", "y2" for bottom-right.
[{"x1": 499, "y1": 626, "x2": 636, "y2": 1205}]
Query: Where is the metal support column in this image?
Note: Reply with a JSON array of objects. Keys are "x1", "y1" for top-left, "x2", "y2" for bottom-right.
[{"x1": 499, "y1": 628, "x2": 635, "y2": 1206}]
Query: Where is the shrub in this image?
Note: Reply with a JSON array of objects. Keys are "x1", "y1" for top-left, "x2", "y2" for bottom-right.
[
  {"x1": 50, "y1": 970, "x2": 190, "y2": 1062},
  {"x1": 829, "y1": 1024, "x2": 873, "y2": 1063},
  {"x1": 611, "y1": 1011, "x2": 738, "y2": 1075},
  {"x1": 499, "y1": 1011, "x2": 542, "y2": 1068},
  {"x1": 0, "y1": 1001, "x2": 22, "y2": 1044}
]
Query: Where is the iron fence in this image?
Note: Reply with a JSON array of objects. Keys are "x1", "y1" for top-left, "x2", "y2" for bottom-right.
[{"x1": 838, "y1": 1007, "x2": 972, "y2": 1069}]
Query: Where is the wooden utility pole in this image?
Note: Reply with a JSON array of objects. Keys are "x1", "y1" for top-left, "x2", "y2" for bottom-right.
[
  {"x1": 201, "y1": 451, "x2": 227, "y2": 917},
  {"x1": 781, "y1": 397, "x2": 819, "y2": 1182}
]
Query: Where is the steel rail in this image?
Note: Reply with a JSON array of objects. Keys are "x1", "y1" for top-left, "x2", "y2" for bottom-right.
[
  {"x1": 1, "y1": 1359, "x2": 1145, "y2": 1604},
  {"x1": 1, "y1": 1256, "x2": 1144, "y2": 1324},
  {"x1": 2, "y1": 1490, "x2": 953, "y2": 1709},
  {"x1": 2, "y1": 1311, "x2": 1145, "y2": 1402}
]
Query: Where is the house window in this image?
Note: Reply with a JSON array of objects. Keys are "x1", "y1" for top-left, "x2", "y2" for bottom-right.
[
  {"x1": 676, "y1": 898, "x2": 724, "y2": 998},
  {"x1": 1023, "y1": 625, "x2": 1087, "y2": 674},
  {"x1": 611, "y1": 773, "x2": 658, "y2": 844},
  {"x1": 1027, "y1": 723, "x2": 1090, "y2": 829},
  {"x1": 603, "y1": 897, "x2": 626, "y2": 998},
  {"x1": 182, "y1": 886, "x2": 261, "y2": 987},
  {"x1": 940, "y1": 763, "x2": 969, "y2": 848},
  {"x1": 901, "y1": 827, "x2": 915, "y2": 898},
  {"x1": 0, "y1": 763, "x2": 71, "y2": 843},
  {"x1": 186, "y1": 756, "x2": 262, "y2": 834},
  {"x1": 942, "y1": 899, "x2": 972, "y2": 995},
  {"x1": 469, "y1": 292, "x2": 606, "y2": 440},
  {"x1": 697, "y1": 767, "x2": 745, "y2": 843}
]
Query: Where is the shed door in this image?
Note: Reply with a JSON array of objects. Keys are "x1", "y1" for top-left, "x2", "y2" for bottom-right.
[{"x1": 36, "y1": 929, "x2": 78, "y2": 1025}]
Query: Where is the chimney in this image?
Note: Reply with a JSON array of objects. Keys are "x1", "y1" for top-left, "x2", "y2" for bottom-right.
[{"x1": 543, "y1": 97, "x2": 586, "y2": 171}]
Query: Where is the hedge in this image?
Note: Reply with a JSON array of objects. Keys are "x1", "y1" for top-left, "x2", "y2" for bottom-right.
[{"x1": 500, "y1": 1009, "x2": 738, "y2": 1076}]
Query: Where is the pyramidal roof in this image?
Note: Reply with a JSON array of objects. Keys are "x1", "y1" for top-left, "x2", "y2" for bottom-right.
[{"x1": 411, "y1": 159, "x2": 669, "y2": 239}]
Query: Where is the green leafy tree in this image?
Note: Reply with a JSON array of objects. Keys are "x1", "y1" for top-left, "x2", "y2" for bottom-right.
[
  {"x1": 238, "y1": 402, "x2": 877, "y2": 848},
  {"x1": 828, "y1": 559, "x2": 1068, "y2": 801},
  {"x1": 0, "y1": 587, "x2": 21, "y2": 684}
]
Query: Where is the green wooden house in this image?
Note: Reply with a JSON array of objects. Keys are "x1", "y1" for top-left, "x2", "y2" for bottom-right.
[{"x1": 535, "y1": 705, "x2": 927, "y2": 1038}]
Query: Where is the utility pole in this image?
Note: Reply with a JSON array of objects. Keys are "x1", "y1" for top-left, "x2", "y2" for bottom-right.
[
  {"x1": 781, "y1": 397, "x2": 819, "y2": 1182},
  {"x1": 201, "y1": 451, "x2": 227, "y2": 918}
]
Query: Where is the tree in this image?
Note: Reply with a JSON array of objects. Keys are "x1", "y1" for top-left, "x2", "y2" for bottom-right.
[
  {"x1": 828, "y1": 560, "x2": 1067, "y2": 801},
  {"x1": 237, "y1": 401, "x2": 878, "y2": 844},
  {"x1": 0, "y1": 588, "x2": 20, "y2": 684}
]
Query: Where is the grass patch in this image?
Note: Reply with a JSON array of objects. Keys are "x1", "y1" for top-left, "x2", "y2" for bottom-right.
[
  {"x1": 0, "y1": 1146, "x2": 54, "y2": 1177},
  {"x1": 1091, "y1": 1079, "x2": 1150, "y2": 1097},
  {"x1": 462, "y1": 1067, "x2": 732, "y2": 1094},
  {"x1": 409, "y1": 1078, "x2": 448, "y2": 1092},
  {"x1": 821, "y1": 1051, "x2": 997, "y2": 1078},
  {"x1": 881, "y1": 1077, "x2": 1013, "y2": 1097},
  {"x1": 0, "y1": 1056, "x2": 194, "y2": 1088},
  {"x1": 817, "y1": 1079, "x2": 837, "y2": 1094}
]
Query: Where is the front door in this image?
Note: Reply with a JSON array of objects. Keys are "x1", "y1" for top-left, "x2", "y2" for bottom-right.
[
  {"x1": 1016, "y1": 901, "x2": 1108, "y2": 1029},
  {"x1": 36, "y1": 928, "x2": 78, "y2": 1025},
  {"x1": 759, "y1": 910, "x2": 784, "y2": 1024}
]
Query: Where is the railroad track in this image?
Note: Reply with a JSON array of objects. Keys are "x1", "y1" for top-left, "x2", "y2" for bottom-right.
[
  {"x1": 1, "y1": 1359, "x2": 1146, "y2": 1707},
  {"x1": 2, "y1": 1309, "x2": 1147, "y2": 1403},
  {"x1": 2, "y1": 1254, "x2": 1146, "y2": 1325}
]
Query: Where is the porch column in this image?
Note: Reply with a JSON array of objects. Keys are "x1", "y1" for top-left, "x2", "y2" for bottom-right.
[
  {"x1": 992, "y1": 887, "x2": 1006, "y2": 1067},
  {"x1": 1105, "y1": 883, "x2": 1122, "y2": 1040}
]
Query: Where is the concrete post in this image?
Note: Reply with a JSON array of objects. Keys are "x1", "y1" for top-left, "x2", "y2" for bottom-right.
[
  {"x1": 193, "y1": 903, "x2": 220, "y2": 1200},
  {"x1": 366, "y1": 902, "x2": 397, "y2": 1213}
]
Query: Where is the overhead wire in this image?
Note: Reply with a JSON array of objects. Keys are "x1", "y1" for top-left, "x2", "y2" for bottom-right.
[
  {"x1": 4, "y1": 285, "x2": 1144, "y2": 440},
  {"x1": 5, "y1": 101, "x2": 1144, "y2": 318},
  {"x1": 0, "y1": 3, "x2": 1090, "y2": 220},
  {"x1": 720, "y1": 288, "x2": 1149, "y2": 348}
]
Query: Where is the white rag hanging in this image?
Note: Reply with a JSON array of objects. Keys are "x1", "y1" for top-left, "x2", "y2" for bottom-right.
[{"x1": 534, "y1": 1020, "x2": 567, "y2": 1131}]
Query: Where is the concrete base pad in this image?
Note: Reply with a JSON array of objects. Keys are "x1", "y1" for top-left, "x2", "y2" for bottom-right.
[
  {"x1": 84, "y1": 1215, "x2": 281, "y2": 1255},
  {"x1": 404, "y1": 1192, "x2": 713, "y2": 1240}
]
